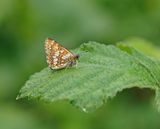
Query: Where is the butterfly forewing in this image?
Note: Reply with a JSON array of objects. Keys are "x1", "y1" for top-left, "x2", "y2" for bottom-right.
[{"x1": 45, "y1": 38, "x2": 74, "y2": 69}]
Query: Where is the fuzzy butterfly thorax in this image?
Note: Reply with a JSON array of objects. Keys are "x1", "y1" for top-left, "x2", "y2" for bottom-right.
[{"x1": 45, "y1": 38, "x2": 79, "y2": 70}]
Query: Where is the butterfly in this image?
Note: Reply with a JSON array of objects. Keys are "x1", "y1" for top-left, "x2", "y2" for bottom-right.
[{"x1": 45, "y1": 38, "x2": 79, "y2": 70}]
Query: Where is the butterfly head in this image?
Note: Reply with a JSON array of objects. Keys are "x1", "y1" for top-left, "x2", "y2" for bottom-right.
[
  {"x1": 74, "y1": 54, "x2": 80, "y2": 60},
  {"x1": 68, "y1": 54, "x2": 79, "y2": 67}
]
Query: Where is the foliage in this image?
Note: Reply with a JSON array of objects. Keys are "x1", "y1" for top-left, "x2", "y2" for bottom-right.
[{"x1": 17, "y1": 42, "x2": 160, "y2": 112}]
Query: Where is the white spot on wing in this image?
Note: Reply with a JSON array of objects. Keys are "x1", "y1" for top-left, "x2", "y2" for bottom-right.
[
  {"x1": 60, "y1": 50, "x2": 64, "y2": 53},
  {"x1": 54, "y1": 58, "x2": 58, "y2": 62},
  {"x1": 55, "y1": 53, "x2": 59, "y2": 56},
  {"x1": 62, "y1": 56, "x2": 65, "y2": 59},
  {"x1": 53, "y1": 56, "x2": 57, "y2": 59},
  {"x1": 54, "y1": 61, "x2": 57, "y2": 65}
]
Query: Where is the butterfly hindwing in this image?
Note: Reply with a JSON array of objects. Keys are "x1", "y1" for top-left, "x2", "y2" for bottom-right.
[{"x1": 45, "y1": 38, "x2": 74, "y2": 69}]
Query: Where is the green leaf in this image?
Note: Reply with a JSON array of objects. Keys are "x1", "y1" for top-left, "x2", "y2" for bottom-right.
[
  {"x1": 17, "y1": 42, "x2": 160, "y2": 112},
  {"x1": 118, "y1": 37, "x2": 160, "y2": 59}
]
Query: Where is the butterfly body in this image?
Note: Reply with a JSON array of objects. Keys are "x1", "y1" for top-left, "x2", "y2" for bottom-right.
[{"x1": 45, "y1": 38, "x2": 79, "y2": 70}]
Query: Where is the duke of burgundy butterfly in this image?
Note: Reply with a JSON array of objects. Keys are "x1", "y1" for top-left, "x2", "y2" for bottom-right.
[{"x1": 45, "y1": 38, "x2": 79, "y2": 70}]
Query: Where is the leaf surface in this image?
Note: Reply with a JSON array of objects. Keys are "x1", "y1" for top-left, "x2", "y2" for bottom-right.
[{"x1": 17, "y1": 42, "x2": 160, "y2": 112}]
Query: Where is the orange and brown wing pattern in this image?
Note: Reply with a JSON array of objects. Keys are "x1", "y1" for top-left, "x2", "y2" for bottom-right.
[{"x1": 45, "y1": 38, "x2": 74, "y2": 69}]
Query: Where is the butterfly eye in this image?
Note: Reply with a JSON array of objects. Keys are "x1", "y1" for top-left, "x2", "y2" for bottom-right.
[{"x1": 74, "y1": 54, "x2": 80, "y2": 59}]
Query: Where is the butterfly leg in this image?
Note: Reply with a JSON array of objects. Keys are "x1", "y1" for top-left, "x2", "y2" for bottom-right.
[
  {"x1": 64, "y1": 63, "x2": 71, "y2": 71},
  {"x1": 75, "y1": 60, "x2": 78, "y2": 69}
]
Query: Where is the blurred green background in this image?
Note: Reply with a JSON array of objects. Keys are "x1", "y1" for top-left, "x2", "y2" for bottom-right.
[{"x1": 0, "y1": 0, "x2": 160, "y2": 129}]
